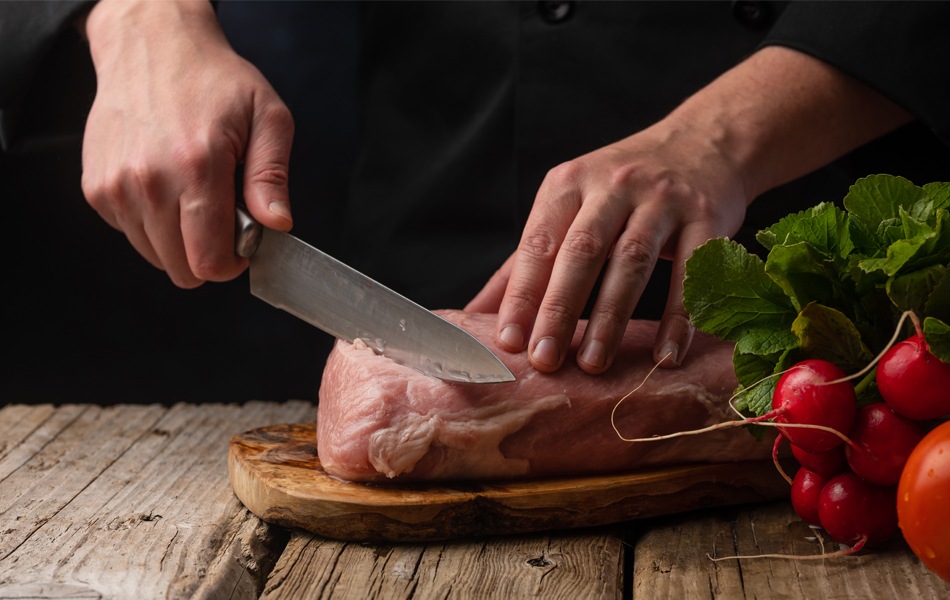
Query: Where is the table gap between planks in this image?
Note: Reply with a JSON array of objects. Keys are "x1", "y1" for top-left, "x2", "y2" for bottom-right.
[{"x1": 1, "y1": 403, "x2": 947, "y2": 599}]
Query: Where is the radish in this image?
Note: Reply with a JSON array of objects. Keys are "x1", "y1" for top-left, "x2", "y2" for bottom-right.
[
  {"x1": 876, "y1": 324, "x2": 950, "y2": 420},
  {"x1": 613, "y1": 359, "x2": 857, "y2": 452},
  {"x1": 791, "y1": 468, "x2": 827, "y2": 526},
  {"x1": 791, "y1": 442, "x2": 847, "y2": 478},
  {"x1": 845, "y1": 402, "x2": 926, "y2": 486},
  {"x1": 771, "y1": 359, "x2": 857, "y2": 453},
  {"x1": 818, "y1": 472, "x2": 898, "y2": 550}
]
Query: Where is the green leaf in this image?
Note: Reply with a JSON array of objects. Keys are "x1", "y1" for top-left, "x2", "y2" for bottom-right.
[
  {"x1": 923, "y1": 181, "x2": 950, "y2": 211},
  {"x1": 857, "y1": 209, "x2": 950, "y2": 277},
  {"x1": 843, "y1": 174, "x2": 929, "y2": 234},
  {"x1": 732, "y1": 350, "x2": 779, "y2": 418},
  {"x1": 765, "y1": 242, "x2": 843, "y2": 313},
  {"x1": 684, "y1": 238, "x2": 798, "y2": 355},
  {"x1": 756, "y1": 202, "x2": 852, "y2": 258},
  {"x1": 924, "y1": 268, "x2": 950, "y2": 323},
  {"x1": 791, "y1": 303, "x2": 873, "y2": 372},
  {"x1": 887, "y1": 264, "x2": 947, "y2": 315},
  {"x1": 923, "y1": 317, "x2": 950, "y2": 363}
]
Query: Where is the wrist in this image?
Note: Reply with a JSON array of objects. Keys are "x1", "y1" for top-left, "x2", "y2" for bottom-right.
[
  {"x1": 663, "y1": 46, "x2": 913, "y2": 202},
  {"x1": 85, "y1": 0, "x2": 220, "y2": 71}
]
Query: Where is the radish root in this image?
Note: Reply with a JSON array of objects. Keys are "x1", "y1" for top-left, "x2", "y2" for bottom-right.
[
  {"x1": 707, "y1": 534, "x2": 867, "y2": 562},
  {"x1": 825, "y1": 310, "x2": 916, "y2": 386},
  {"x1": 772, "y1": 434, "x2": 793, "y2": 485},
  {"x1": 611, "y1": 354, "x2": 857, "y2": 446},
  {"x1": 613, "y1": 408, "x2": 855, "y2": 445}
]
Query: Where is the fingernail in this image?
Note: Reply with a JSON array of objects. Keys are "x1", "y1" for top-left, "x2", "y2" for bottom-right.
[
  {"x1": 579, "y1": 339, "x2": 607, "y2": 370},
  {"x1": 657, "y1": 341, "x2": 679, "y2": 366},
  {"x1": 268, "y1": 200, "x2": 292, "y2": 222},
  {"x1": 532, "y1": 337, "x2": 560, "y2": 368},
  {"x1": 500, "y1": 324, "x2": 524, "y2": 350},
  {"x1": 656, "y1": 314, "x2": 694, "y2": 367}
]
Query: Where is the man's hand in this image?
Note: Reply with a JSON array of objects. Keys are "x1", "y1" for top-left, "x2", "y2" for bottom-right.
[
  {"x1": 469, "y1": 46, "x2": 912, "y2": 375},
  {"x1": 468, "y1": 123, "x2": 744, "y2": 374},
  {"x1": 81, "y1": 0, "x2": 294, "y2": 287}
]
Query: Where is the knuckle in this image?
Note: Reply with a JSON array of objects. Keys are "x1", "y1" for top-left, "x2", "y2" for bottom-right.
[
  {"x1": 604, "y1": 163, "x2": 640, "y2": 192},
  {"x1": 611, "y1": 236, "x2": 658, "y2": 273},
  {"x1": 519, "y1": 230, "x2": 559, "y2": 263},
  {"x1": 504, "y1": 286, "x2": 543, "y2": 315},
  {"x1": 564, "y1": 229, "x2": 607, "y2": 261},
  {"x1": 544, "y1": 160, "x2": 585, "y2": 188},
  {"x1": 170, "y1": 139, "x2": 213, "y2": 181},
  {"x1": 264, "y1": 102, "x2": 295, "y2": 136},
  {"x1": 188, "y1": 253, "x2": 229, "y2": 282},
  {"x1": 83, "y1": 171, "x2": 126, "y2": 212},
  {"x1": 539, "y1": 294, "x2": 581, "y2": 326},
  {"x1": 592, "y1": 298, "x2": 633, "y2": 329},
  {"x1": 126, "y1": 160, "x2": 163, "y2": 197},
  {"x1": 248, "y1": 162, "x2": 290, "y2": 188}
]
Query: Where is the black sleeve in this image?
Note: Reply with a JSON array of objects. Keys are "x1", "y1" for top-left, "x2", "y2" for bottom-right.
[
  {"x1": 0, "y1": 0, "x2": 96, "y2": 150},
  {"x1": 761, "y1": 0, "x2": 950, "y2": 144}
]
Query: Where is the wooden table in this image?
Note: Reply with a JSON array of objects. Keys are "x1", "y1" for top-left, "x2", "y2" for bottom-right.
[{"x1": 2, "y1": 402, "x2": 948, "y2": 599}]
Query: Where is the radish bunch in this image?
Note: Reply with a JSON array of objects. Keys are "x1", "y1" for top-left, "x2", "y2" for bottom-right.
[
  {"x1": 781, "y1": 319, "x2": 948, "y2": 553},
  {"x1": 679, "y1": 175, "x2": 950, "y2": 572}
]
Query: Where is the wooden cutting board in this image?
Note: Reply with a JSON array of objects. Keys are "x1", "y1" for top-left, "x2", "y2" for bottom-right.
[{"x1": 229, "y1": 423, "x2": 792, "y2": 542}]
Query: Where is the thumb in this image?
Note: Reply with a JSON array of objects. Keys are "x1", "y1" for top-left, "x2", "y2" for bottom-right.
[{"x1": 242, "y1": 99, "x2": 295, "y2": 231}]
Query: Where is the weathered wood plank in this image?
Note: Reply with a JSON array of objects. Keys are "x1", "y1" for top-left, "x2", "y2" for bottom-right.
[
  {"x1": 0, "y1": 403, "x2": 79, "y2": 480},
  {"x1": 261, "y1": 529, "x2": 625, "y2": 599},
  {"x1": 0, "y1": 404, "x2": 57, "y2": 460},
  {"x1": 0, "y1": 401, "x2": 315, "y2": 600},
  {"x1": 632, "y1": 500, "x2": 950, "y2": 599}
]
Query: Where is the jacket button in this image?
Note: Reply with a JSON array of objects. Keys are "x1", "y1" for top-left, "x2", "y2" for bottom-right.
[
  {"x1": 538, "y1": 1, "x2": 574, "y2": 24},
  {"x1": 732, "y1": 0, "x2": 773, "y2": 30}
]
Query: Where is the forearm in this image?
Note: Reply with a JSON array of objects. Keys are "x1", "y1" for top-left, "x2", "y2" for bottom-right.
[
  {"x1": 84, "y1": 0, "x2": 224, "y2": 77},
  {"x1": 664, "y1": 45, "x2": 913, "y2": 202}
]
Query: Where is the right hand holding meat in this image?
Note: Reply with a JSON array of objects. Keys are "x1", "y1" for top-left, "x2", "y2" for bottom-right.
[{"x1": 81, "y1": 0, "x2": 294, "y2": 287}]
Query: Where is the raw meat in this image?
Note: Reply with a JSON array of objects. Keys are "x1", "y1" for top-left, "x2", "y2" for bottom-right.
[{"x1": 316, "y1": 310, "x2": 772, "y2": 482}]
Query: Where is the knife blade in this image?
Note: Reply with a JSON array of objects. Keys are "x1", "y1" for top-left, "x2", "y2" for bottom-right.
[{"x1": 235, "y1": 207, "x2": 515, "y2": 384}]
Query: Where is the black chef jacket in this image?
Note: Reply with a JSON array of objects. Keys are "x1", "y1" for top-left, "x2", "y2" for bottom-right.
[{"x1": 2, "y1": 1, "x2": 949, "y2": 404}]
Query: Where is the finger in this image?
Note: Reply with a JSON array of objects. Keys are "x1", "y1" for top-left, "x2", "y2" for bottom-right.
[
  {"x1": 654, "y1": 225, "x2": 708, "y2": 368},
  {"x1": 84, "y1": 165, "x2": 169, "y2": 275},
  {"x1": 117, "y1": 156, "x2": 209, "y2": 288},
  {"x1": 179, "y1": 145, "x2": 245, "y2": 283},
  {"x1": 526, "y1": 195, "x2": 629, "y2": 372},
  {"x1": 242, "y1": 98, "x2": 294, "y2": 232},
  {"x1": 577, "y1": 207, "x2": 668, "y2": 374},
  {"x1": 142, "y1": 196, "x2": 204, "y2": 289},
  {"x1": 496, "y1": 171, "x2": 582, "y2": 354},
  {"x1": 118, "y1": 214, "x2": 166, "y2": 274},
  {"x1": 465, "y1": 253, "x2": 515, "y2": 313}
]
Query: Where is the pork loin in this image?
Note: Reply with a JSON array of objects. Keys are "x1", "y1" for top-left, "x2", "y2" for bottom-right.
[{"x1": 316, "y1": 310, "x2": 772, "y2": 482}]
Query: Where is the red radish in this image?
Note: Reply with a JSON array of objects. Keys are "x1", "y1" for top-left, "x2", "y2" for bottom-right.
[
  {"x1": 877, "y1": 329, "x2": 950, "y2": 420},
  {"x1": 791, "y1": 443, "x2": 847, "y2": 478},
  {"x1": 791, "y1": 468, "x2": 827, "y2": 526},
  {"x1": 845, "y1": 403, "x2": 926, "y2": 486},
  {"x1": 771, "y1": 359, "x2": 857, "y2": 453},
  {"x1": 818, "y1": 472, "x2": 898, "y2": 550}
]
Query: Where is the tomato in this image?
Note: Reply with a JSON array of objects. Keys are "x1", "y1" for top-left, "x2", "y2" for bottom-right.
[{"x1": 897, "y1": 420, "x2": 950, "y2": 583}]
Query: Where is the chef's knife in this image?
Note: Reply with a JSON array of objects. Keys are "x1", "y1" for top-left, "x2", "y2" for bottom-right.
[{"x1": 235, "y1": 206, "x2": 515, "y2": 384}]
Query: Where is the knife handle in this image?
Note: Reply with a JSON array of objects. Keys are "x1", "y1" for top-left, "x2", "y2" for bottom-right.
[{"x1": 235, "y1": 205, "x2": 264, "y2": 258}]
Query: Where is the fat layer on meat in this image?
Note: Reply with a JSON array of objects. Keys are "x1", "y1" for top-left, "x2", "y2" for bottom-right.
[{"x1": 316, "y1": 311, "x2": 772, "y2": 482}]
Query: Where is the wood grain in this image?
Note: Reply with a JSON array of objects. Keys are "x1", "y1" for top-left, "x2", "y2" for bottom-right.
[
  {"x1": 260, "y1": 529, "x2": 626, "y2": 599},
  {"x1": 632, "y1": 501, "x2": 950, "y2": 599},
  {"x1": 229, "y1": 423, "x2": 792, "y2": 542},
  {"x1": 0, "y1": 401, "x2": 315, "y2": 600}
]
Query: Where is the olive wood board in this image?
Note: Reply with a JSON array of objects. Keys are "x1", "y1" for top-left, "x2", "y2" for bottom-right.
[{"x1": 229, "y1": 423, "x2": 791, "y2": 542}]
